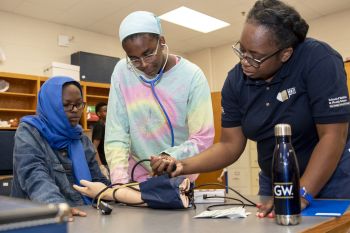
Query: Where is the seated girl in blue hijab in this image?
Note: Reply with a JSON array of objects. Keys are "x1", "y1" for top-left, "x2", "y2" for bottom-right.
[{"x1": 11, "y1": 76, "x2": 109, "y2": 220}]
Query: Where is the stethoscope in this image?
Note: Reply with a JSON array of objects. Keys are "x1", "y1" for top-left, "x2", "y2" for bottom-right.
[{"x1": 128, "y1": 44, "x2": 175, "y2": 147}]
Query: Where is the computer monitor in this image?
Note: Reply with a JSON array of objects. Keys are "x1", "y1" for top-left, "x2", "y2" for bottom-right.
[{"x1": 0, "y1": 130, "x2": 15, "y2": 175}]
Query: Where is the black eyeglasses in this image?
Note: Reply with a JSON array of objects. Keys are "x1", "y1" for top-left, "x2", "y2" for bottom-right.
[
  {"x1": 127, "y1": 39, "x2": 160, "y2": 68},
  {"x1": 63, "y1": 102, "x2": 86, "y2": 112},
  {"x1": 232, "y1": 41, "x2": 282, "y2": 68}
]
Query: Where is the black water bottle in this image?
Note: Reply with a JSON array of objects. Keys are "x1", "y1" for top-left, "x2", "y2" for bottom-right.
[{"x1": 272, "y1": 124, "x2": 301, "y2": 225}]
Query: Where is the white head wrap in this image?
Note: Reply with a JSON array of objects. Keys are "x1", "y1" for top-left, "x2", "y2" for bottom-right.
[{"x1": 119, "y1": 11, "x2": 162, "y2": 43}]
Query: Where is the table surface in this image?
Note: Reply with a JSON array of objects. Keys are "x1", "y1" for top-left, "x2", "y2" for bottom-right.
[{"x1": 68, "y1": 199, "x2": 334, "y2": 233}]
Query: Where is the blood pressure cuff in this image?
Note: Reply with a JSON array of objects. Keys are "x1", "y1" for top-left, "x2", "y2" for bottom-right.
[{"x1": 139, "y1": 174, "x2": 189, "y2": 209}]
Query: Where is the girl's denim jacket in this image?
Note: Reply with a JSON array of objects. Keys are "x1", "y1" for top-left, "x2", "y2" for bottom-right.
[{"x1": 11, "y1": 122, "x2": 110, "y2": 206}]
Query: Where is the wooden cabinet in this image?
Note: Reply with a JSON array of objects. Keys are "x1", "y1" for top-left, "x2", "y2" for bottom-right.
[
  {"x1": 345, "y1": 62, "x2": 350, "y2": 95},
  {"x1": 195, "y1": 92, "x2": 225, "y2": 188},
  {"x1": 0, "y1": 72, "x2": 41, "y2": 130},
  {"x1": 0, "y1": 72, "x2": 110, "y2": 131},
  {"x1": 80, "y1": 81, "x2": 110, "y2": 130}
]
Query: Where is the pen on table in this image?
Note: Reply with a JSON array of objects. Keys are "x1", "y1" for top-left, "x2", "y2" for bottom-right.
[{"x1": 315, "y1": 213, "x2": 341, "y2": 216}]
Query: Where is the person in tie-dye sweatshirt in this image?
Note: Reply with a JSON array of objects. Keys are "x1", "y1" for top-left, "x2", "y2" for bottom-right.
[{"x1": 105, "y1": 11, "x2": 214, "y2": 184}]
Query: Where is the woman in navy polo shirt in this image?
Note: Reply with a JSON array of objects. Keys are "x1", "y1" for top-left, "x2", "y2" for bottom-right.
[{"x1": 151, "y1": 0, "x2": 350, "y2": 218}]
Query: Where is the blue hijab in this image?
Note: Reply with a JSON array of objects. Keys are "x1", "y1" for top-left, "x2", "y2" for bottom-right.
[{"x1": 21, "y1": 76, "x2": 92, "y2": 204}]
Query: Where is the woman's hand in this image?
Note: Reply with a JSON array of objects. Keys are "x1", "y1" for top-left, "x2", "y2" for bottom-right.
[
  {"x1": 150, "y1": 155, "x2": 183, "y2": 177},
  {"x1": 300, "y1": 197, "x2": 309, "y2": 210},
  {"x1": 256, "y1": 198, "x2": 275, "y2": 218},
  {"x1": 68, "y1": 207, "x2": 87, "y2": 222},
  {"x1": 256, "y1": 197, "x2": 309, "y2": 218},
  {"x1": 73, "y1": 180, "x2": 107, "y2": 198}
]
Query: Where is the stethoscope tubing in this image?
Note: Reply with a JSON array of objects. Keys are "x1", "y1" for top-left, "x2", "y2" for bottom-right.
[
  {"x1": 149, "y1": 80, "x2": 175, "y2": 147},
  {"x1": 129, "y1": 45, "x2": 175, "y2": 147}
]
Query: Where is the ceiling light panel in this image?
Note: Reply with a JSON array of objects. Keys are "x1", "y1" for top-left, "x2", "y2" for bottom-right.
[{"x1": 160, "y1": 6, "x2": 230, "y2": 33}]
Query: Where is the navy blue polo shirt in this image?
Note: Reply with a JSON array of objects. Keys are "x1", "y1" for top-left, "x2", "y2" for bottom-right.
[{"x1": 221, "y1": 38, "x2": 350, "y2": 178}]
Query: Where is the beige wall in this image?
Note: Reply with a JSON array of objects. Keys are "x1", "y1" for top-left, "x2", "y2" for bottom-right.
[
  {"x1": 0, "y1": 11, "x2": 124, "y2": 76},
  {"x1": 186, "y1": 45, "x2": 240, "y2": 92},
  {"x1": 0, "y1": 8, "x2": 349, "y2": 88},
  {"x1": 185, "y1": 9, "x2": 350, "y2": 92},
  {"x1": 308, "y1": 10, "x2": 350, "y2": 59},
  {"x1": 0, "y1": 11, "x2": 185, "y2": 77}
]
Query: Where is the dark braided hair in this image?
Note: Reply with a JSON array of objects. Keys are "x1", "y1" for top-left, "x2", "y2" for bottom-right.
[{"x1": 246, "y1": 0, "x2": 309, "y2": 49}]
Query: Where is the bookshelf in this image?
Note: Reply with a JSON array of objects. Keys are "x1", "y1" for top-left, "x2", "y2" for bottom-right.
[
  {"x1": 0, "y1": 72, "x2": 110, "y2": 131},
  {"x1": 80, "y1": 81, "x2": 110, "y2": 130},
  {"x1": 0, "y1": 72, "x2": 40, "y2": 129}
]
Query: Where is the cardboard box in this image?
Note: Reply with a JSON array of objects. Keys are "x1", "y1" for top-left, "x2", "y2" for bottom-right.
[{"x1": 44, "y1": 62, "x2": 80, "y2": 81}]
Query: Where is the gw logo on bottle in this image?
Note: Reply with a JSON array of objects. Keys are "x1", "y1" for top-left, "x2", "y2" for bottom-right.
[{"x1": 274, "y1": 182, "x2": 294, "y2": 199}]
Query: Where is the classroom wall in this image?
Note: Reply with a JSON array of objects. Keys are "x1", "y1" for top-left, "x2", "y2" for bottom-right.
[
  {"x1": 0, "y1": 8, "x2": 349, "y2": 91},
  {"x1": 308, "y1": 10, "x2": 350, "y2": 59},
  {"x1": 0, "y1": 11, "x2": 185, "y2": 77},
  {"x1": 186, "y1": 45, "x2": 239, "y2": 92},
  {"x1": 185, "y1": 8, "x2": 350, "y2": 92},
  {"x1": 0, "y1": 12, "x2": 122, "y2": 75}
]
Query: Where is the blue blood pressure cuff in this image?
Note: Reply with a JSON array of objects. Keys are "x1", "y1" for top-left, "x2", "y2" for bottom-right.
[{"x1": 139, "y1": 174, "x2": 191, "y2": 209}]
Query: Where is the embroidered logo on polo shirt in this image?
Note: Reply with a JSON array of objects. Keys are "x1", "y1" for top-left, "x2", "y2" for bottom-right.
[
  {"x1": 221, "y1": 107, "x2": 225, "y2": 115},
  {"x1": 276, "y1": 87, "x2": 296, "y2": 102},
  {"x1": 328, "y1": 96, "x2": 350, "y2": 108}
]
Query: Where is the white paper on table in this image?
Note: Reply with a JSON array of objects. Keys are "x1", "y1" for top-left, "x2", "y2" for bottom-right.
[{"x1": 193, "y1": 207, "x2": 251, "y2": 219}]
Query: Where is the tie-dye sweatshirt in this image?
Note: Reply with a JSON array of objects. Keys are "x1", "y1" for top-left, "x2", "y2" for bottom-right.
[{"x1": 105, "y1": 56, "x2": 214, "y2": 183}]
